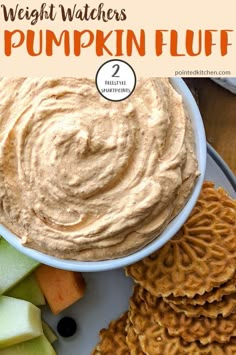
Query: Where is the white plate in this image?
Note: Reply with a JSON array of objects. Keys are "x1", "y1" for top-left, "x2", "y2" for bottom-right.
[
  {"x1": 43, "y1": 146, "x2": 236, "y2": 355},
  {"x1": 211, "y1": 78, "x2": 236, "y2": 94}
]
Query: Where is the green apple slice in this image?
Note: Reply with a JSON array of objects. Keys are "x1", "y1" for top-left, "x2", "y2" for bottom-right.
[
  {"x1": 0, "y1": 335, "x2": 56, "y2": 355},
  {"x1": 42, "y1": 321, "x2": 58, "y2": 344},
  {"x1": 0, "y1": 238, "x2": 39, "y2": 294},
  {"x1": 0, "y1": 296, "x2": 43, "y2": 349},
  {"x1": 5, "y1": 274, "x2": 45, "y2": 306}
]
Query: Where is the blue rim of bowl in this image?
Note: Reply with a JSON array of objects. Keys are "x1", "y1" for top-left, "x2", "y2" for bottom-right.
[{"x1": 0, "y1": 78, "x2": 207, "y2": 272}]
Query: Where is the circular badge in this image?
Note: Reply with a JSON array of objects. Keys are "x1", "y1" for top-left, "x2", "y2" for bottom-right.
[{"x1": 95, "y1": 60, "x2": 136, "y2": 102}]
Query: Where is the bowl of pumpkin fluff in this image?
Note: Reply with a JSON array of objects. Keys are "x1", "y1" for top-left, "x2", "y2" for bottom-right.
[{"x1": 0, "y1": 77, "x2": 206, "y2": 271}]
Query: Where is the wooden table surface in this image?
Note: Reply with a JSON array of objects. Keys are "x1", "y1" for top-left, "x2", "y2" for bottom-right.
[{"x1": 186, "y1": 79, "x2": 236, "y2": 176}]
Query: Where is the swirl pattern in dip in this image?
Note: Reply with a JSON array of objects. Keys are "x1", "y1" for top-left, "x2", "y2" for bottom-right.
[{"x1": 0, "y1": 78, "x2": 198, "y2": 260}]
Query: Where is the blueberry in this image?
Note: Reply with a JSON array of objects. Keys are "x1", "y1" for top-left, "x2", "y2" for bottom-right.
[{"x1": 57, "y1": 317, "x2": 77, "y2": 338}]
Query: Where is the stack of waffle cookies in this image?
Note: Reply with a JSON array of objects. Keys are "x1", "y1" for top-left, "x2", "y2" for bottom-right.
[{"x1": 92, "y1": 181, "x2": 236, "y2": 354}]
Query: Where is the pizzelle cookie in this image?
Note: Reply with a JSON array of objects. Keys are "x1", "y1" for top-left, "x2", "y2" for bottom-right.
[
  {"x1": 136, "y1": 285, "x2": 236, "y2": 345},
  {"x1": 128, "y1": 286, "x2": 155, "y2": 354},
  {"x1": 129, "y1": 286, "x2": 236, "y2": 355},
  {"x1": 164, "y1": 273, "x2": 236, "y2": 306},
  {"x1": 126, "y1": 318, "x2": 145, "y2": 355},
  {"x1": 139, "y1": 325, "x2": 236, "y2": 355},
  {"x1": 166, "y1": 292, "x2": 236, "y2": 318},
  {"x1": 94, "y1": 182, "x2": 236, "y2": 353},
  {"x1": 126, "y1": 182, "x2": 236, "y2": 298},
  {"x1": 92, "y1": 312, "x2": 130, "y2": 355},
  {"x1": 200, "y1": 182, "x2": 236, "y2": 259}
]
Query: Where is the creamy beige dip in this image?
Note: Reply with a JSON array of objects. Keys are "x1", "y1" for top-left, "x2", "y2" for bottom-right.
[{"x1": 0, "y1": 78, "x2": 198, "y2": 261}]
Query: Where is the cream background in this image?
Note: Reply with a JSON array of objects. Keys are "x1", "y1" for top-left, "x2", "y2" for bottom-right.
[{"x1": 0, "y1": 0, "x2": 235, "y2": 76}]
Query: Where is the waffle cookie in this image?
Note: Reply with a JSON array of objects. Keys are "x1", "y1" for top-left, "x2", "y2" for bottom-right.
[
  {"x1": 136, "y1": 285, "x2": 236, "y2": 345},
  {"x1": 139, "y1": 326, "x2": 236, "y2": 355},
  {"x1": 126, "y1": 318, "x2": 145, "y2": 355},
  {"x1": 166, "y1": 292, "x2": 236, "y2": 318},
  {"x1": 94, "y1": 182, "x2": 236, "y2": 354},
  {"x1": 199, "y1": 182, "x2": 236, "y2": 259},
  {"x1": 164, "y1": 273, "x2": 236, "y2": 306},
  {"x1": 129, "y1": 285, "x2": 236, "y2": 355},
  {"x1": 126, "y1": 182, "x2": 236, "y2": 298},
  {"x1": 92, "y1": 312, "x2": 130, "y2": 355}
]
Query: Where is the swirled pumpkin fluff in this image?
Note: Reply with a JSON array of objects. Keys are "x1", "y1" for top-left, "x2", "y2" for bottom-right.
[{"x1": 0, "y1": 78, "x2": 198, "y2": 260}]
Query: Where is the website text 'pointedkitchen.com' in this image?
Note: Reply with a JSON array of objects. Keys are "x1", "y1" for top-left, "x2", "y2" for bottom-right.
[{"x1": 175, "y1": 70, "x2": 231, "y2": 76}]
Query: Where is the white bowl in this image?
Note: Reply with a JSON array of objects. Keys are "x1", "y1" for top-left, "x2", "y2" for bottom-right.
[{"x1": 0, "y1": 78, "x2": 206, "y2": 272}]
